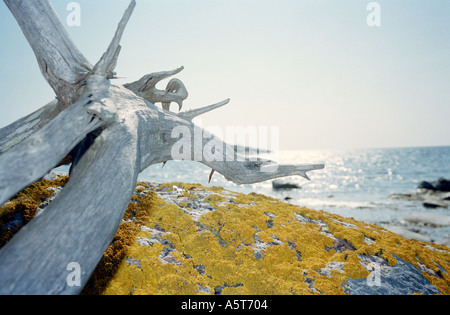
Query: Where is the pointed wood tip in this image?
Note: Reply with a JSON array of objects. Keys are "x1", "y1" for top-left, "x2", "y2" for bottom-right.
[
  {"x1": 178, "y1": 98, "x2": 231, "y2": 121},
  {"x1": 91, "y1": 0, "x2": 136, "y2": 78},
  {"x1": 209, "y1": 169, "x2": 215, "y2": 184}
]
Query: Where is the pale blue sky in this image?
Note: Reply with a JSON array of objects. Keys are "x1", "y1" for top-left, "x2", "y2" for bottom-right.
[{"x1": 0, "y1": 0, "x2": 449, "y2": 150}]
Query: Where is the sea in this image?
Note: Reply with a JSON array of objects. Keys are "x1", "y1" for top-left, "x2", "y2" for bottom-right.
[{"x1": 138, "y1": 146, "x2": 450, "y2": 244}]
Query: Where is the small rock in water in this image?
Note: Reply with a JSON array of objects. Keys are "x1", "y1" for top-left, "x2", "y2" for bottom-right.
[
  {"x1": 435, "y1": 178, "x2": 450, "y2": 192},
  {"x1": 417, "y1": 181, "x2": 435, "y2": 190},
  {"x1": 442, "y1": 192, "x2": 450, "y2": 201},
  {"x1": 423, "y1": 200, "x2": 448, "y2": 209},
  {"x1": 272, "y1": 180, "x2": 301, "y2": 190}
]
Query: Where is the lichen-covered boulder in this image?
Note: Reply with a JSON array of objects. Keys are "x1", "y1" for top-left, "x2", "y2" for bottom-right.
[
  {"x1": 1, "y1": 176, "x2": 449, "y2": 295},
  {"x1": 100, "y1": 182, "x2": 450, "y2": 295}
]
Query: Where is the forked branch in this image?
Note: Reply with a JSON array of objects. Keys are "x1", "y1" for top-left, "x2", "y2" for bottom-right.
[
  {"x1": 91, "y1": 0, "x2": 137, "y2": 79},
  {"x1": 0, "y1": 0, "x2": 325, "y2": 295},
  {"x1": 124, "y1": 67, "x2": 188, "y2": 111},
  {"x1": 4, "y1": 0, "x2": 92, "y2": 107}
]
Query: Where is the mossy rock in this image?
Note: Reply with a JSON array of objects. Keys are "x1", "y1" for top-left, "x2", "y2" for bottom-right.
[
  {"x1": 0, "y1": 175, "x2": 69, "y2": 247},
  {"x1": 1, "y1": 176, "x2": 449, "y2": 295}
]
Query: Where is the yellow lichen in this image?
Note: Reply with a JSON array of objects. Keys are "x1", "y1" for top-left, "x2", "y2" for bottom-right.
[
  {"x1": 0, "y1": 176, "x2": 69, "y2": 248},
  {"x1": 182, "y1": 192, "x2": 198, "y2": 200},
  {"x1": 104, "y1": 185, "x2": 449, "y2": 295},
  {"x1": 1, "y1": 178, "x2": 449, "y2": 295},
  {"x1": 82, "y1": 186, "x2": 163, "y2": 295},
  {"x1": 204, "y1": 194, "x2": 228, "y2": 208}
]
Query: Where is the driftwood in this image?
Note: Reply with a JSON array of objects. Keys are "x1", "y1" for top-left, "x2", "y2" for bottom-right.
[{"x1": 0, "y1": 0, "x2": 324, "y2": 294}]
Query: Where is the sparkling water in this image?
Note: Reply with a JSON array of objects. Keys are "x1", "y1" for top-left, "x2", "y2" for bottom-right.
[{"x1": 139, "y1": 146, "x2": 450, "y2": 242}]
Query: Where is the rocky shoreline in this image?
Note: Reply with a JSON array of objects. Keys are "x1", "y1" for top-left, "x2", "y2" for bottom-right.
[
  {"x1": 390, "y1": 178, "x2": 450, "y2": 209},
  {"x1": 1, "y1": 172, "x2": 449, "y2": 295},
  {"x1": 107, "y1": 180, "x2": 450, "y2": 295},
  {"x1": 387, "y1": 178, "x2": 450, "y2": 246}
]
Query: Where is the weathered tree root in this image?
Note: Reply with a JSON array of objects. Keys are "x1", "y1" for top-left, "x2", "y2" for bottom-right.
[{"x1": 0, "y1": 0, "x2": 324, "y2": 294}]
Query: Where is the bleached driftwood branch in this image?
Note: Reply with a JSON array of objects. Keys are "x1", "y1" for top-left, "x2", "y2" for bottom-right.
[
  {"x1": 0, "y1": 0, "x2": 324, "y2": 295},
  {"x1": 124, "y1": 66, "x2": 189, "y2": 111},
  {"x1": 3, "y1": 0, "x2": 92, "y2": 108}
]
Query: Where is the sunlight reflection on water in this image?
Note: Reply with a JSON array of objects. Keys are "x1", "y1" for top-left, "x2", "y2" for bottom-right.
[{"x1": 138, "y1": 146, "x2": 450, "y2": 241}]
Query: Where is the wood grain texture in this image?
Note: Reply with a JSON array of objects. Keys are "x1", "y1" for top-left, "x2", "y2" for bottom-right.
[
  {"x1": 4, "y1": 0, "x2": 92, "y2": 107},
  {"x1": 0, "y1": 0, "x2": 324, "y2": 294}
]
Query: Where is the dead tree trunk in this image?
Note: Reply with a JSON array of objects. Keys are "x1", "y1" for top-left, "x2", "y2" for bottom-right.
[{"x1": 0, "y1": 0, "x2": 324, "y2": 295}]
